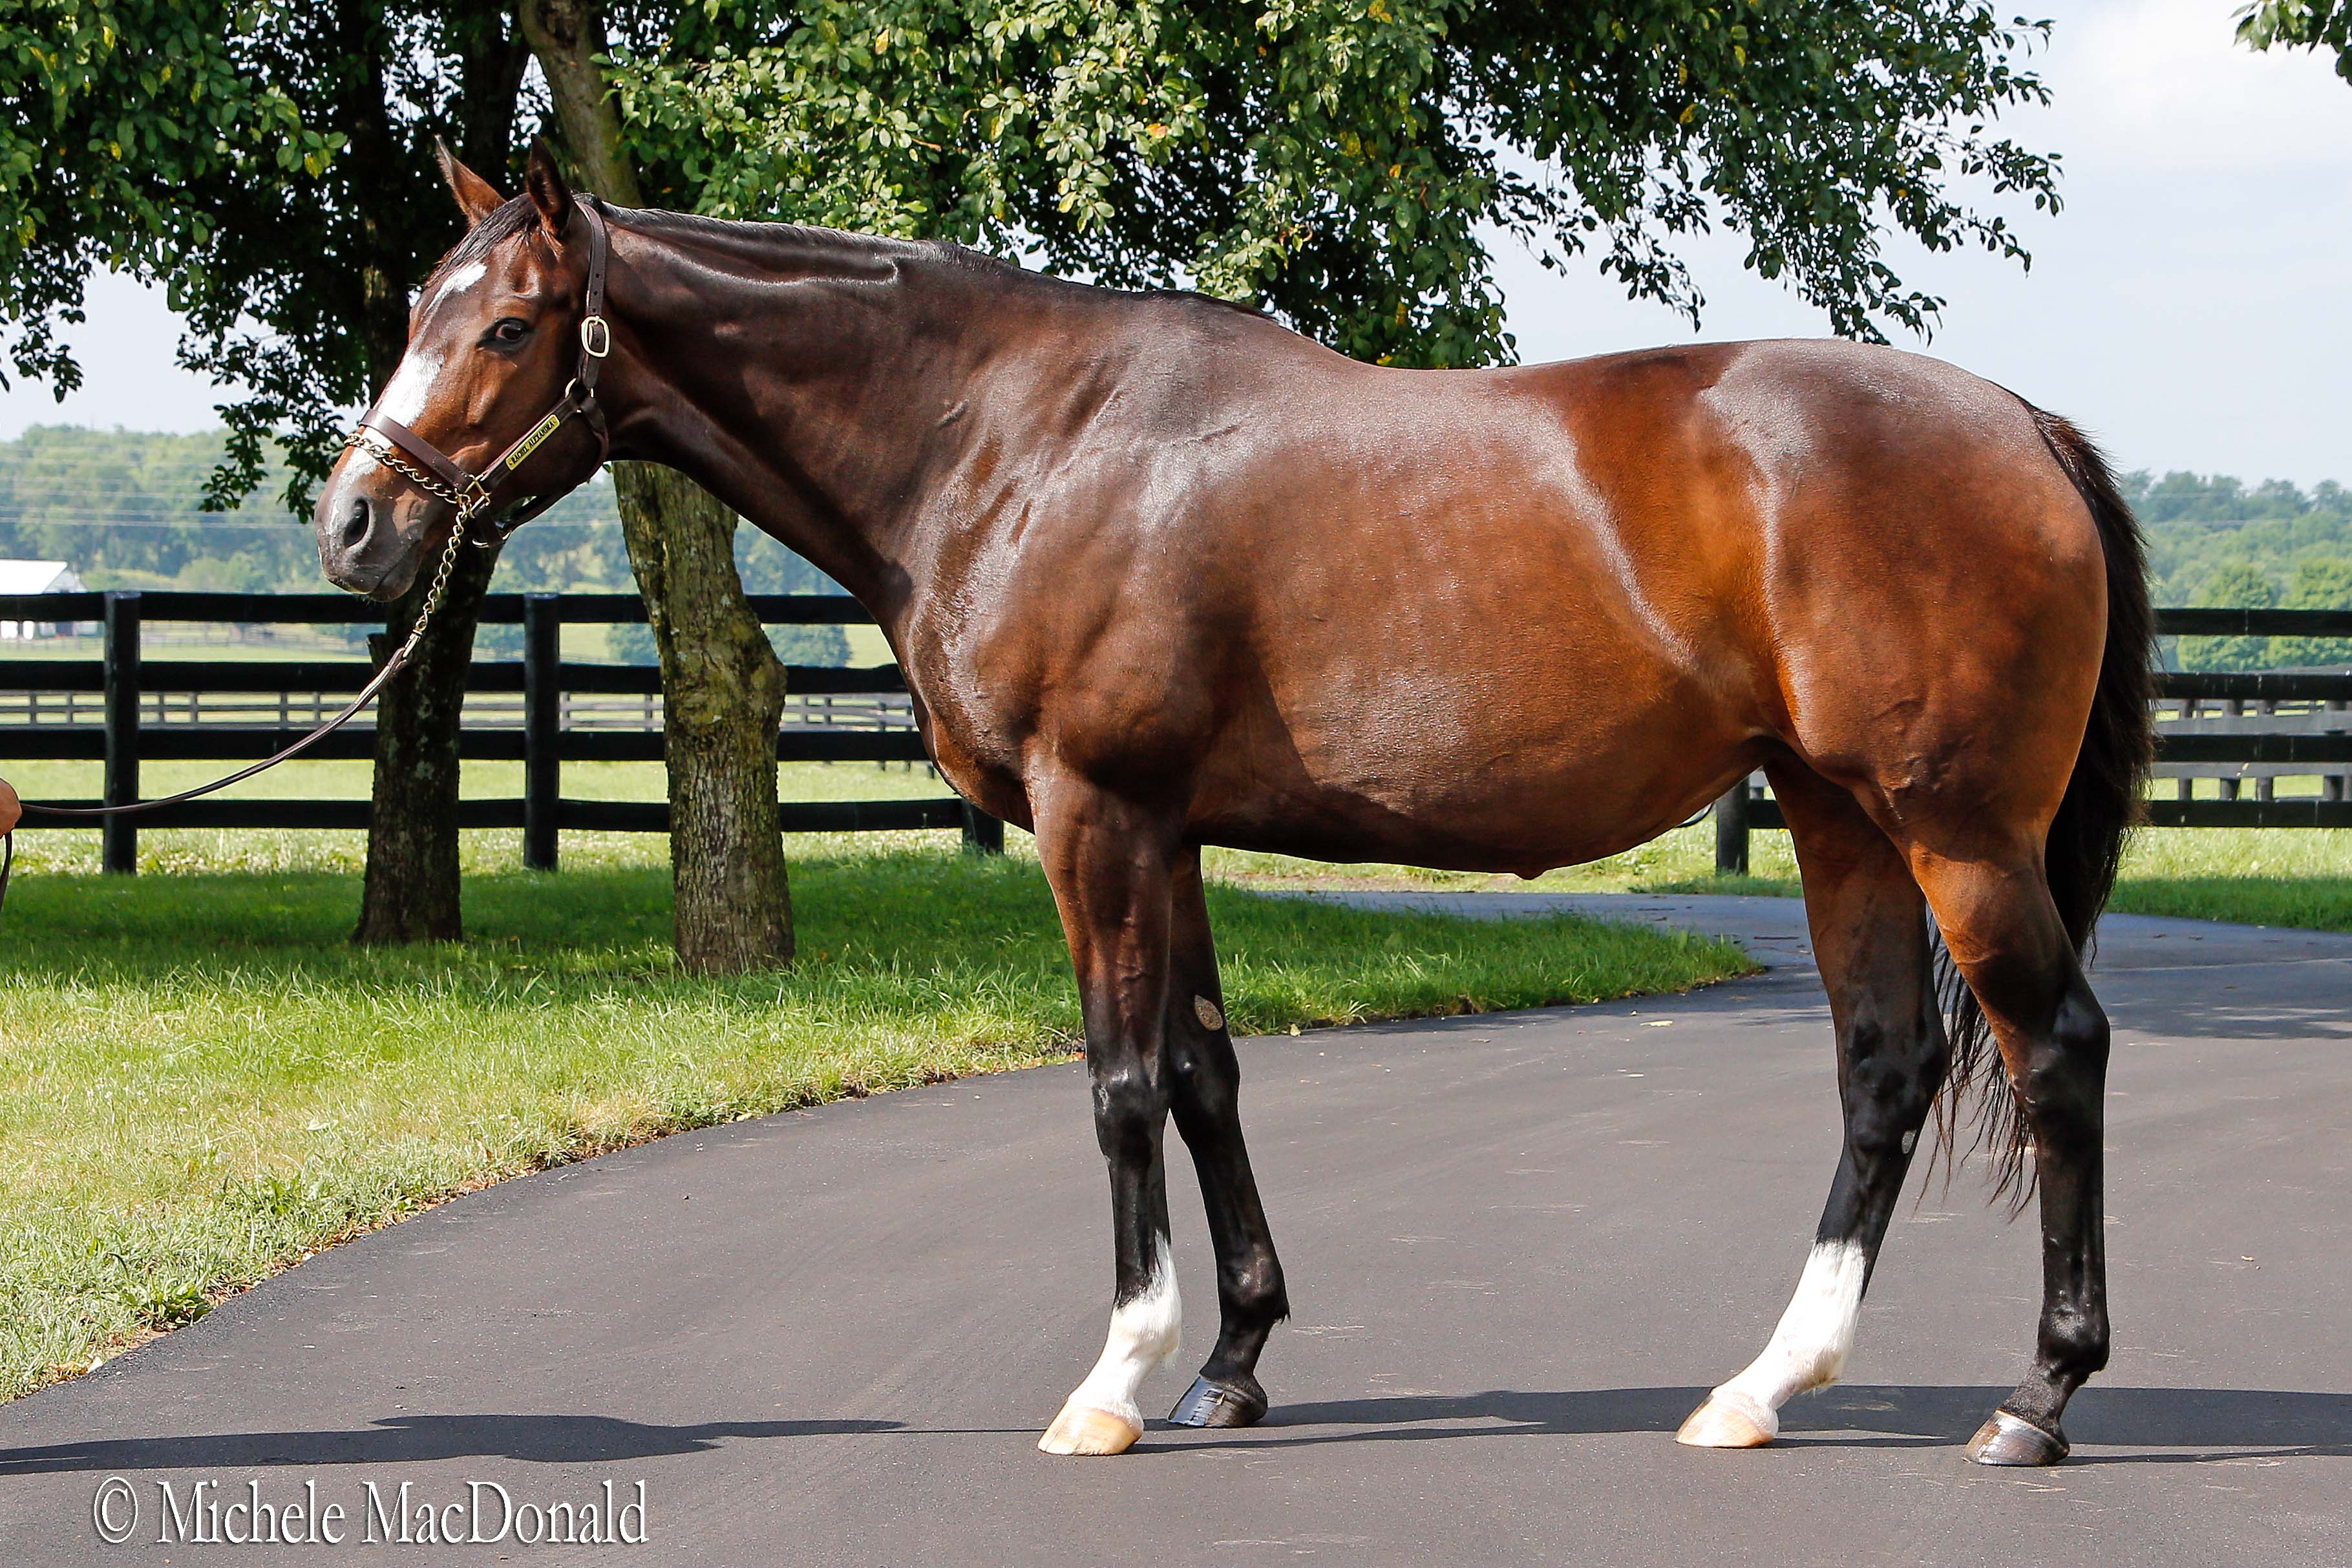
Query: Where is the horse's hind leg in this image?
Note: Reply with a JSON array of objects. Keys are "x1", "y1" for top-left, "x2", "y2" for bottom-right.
[
  {"x1": 1161, "y1": 848, "x2": 1289, "y2": 1428},
  {"x1": 1907, "y1": 848, "x2": 2111, "y2": 1467},
  {"x1": 1680, "y1": 763, "x2": 1947, "y2": 1448}
]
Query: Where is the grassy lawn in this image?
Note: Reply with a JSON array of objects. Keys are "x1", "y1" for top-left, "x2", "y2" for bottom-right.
[
  {"x1": 1, "y1": 759, "x2": 950, "y2": 876},
  {"x1": 0, "y1": 837, "x2": 1746, "y2": 1402},
  {"x1": 1211, "y1": 822, "x2": 2352, "y2": 932},
  {"x1": 1205, "y1": 823, "x2": 1797, "y2": 897},
  {"x1": 2103, "y1": 828, "x2": 2352, "y2": 931}
]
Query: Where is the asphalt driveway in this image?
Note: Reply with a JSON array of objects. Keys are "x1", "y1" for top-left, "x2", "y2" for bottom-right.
[{"x1": 1, "y1": 895, "x2": 2344, "y2": 1565}]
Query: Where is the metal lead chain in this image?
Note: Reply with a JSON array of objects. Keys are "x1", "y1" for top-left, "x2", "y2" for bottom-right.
[
  {"x1": 344, "y1": 428, "x2": 482, "y2": 520},
  {"x1": 395, "y1": 512, "x2": 472, "y2": 666},
  {"x1": 339, "y1": 426, "x2": 478, "y2": 666}
]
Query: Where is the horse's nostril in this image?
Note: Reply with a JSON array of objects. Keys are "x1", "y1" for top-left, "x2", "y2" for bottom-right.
[{"x1": 340, "y1": 497, "x2": 372, "y2": 551}]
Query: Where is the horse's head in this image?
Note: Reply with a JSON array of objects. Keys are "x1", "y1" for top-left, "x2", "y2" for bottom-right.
[{"x1": 314, "y1": 143, "x2": 610, "y2": 599}]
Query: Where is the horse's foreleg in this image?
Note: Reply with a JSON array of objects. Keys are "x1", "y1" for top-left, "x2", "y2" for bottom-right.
[
  {"x1": 1681, "y1": 770, "x2": 1946, "y2": 1449},
  {"x1": 1034, "y1": 783, "x2": 1183, "y2": 1458},
  {"x1": 1161, "y1": 849, "x2": 1288, "y2": 1429}
]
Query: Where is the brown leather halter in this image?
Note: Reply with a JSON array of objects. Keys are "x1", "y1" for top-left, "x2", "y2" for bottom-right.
[{"x1": 344, "y1": 193, "x2": 615, "y2": 542}]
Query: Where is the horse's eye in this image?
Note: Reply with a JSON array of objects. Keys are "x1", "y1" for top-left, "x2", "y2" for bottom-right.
[{"x1": 488, "y1": 317, "x2": 529, "y2": 346}]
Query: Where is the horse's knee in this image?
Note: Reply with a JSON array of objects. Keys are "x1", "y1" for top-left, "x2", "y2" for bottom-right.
[
  {"x1": 1170, "y1": 1065, "x2": 1238, "y2": 1132},
  {"x1": 1090, "y1": 1065, "x2": 1166, "y2": 1161},
  {"x1": 1847, "y1": 1049, "x2": 1931, "y2": 1124},
  {"x1": 1841, "y1": 1019, "x2": 1942, "y2": 1160},
  {"x1": 1167, "y1": 1029, "x2": 1242, "y2": 1129}
]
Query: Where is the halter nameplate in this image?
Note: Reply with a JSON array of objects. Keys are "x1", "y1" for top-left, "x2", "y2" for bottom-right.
[{"x1": 503, "y1": 410, "x2": 567, "y2": 471}]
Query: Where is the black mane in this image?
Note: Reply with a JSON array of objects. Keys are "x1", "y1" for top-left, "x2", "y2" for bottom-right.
[{"x1": 432, "y1": 196, "x2": 1268, "y2": 323}]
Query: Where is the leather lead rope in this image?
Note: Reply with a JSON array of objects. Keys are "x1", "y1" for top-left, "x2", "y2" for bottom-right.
[{"x1": 0, "y1": 514, "x2": 473, "y2": 904}]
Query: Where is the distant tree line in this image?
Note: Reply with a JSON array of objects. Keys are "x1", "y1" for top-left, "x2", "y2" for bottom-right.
[
  {"x1": 2121, "y1": 471, "x2": 2352, "y2": 670},
  {"x1": 0, "y1": 424, "x2": 845, "y2": 642}
]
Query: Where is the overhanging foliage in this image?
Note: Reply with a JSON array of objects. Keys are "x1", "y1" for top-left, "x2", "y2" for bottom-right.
[{"x1": 613, "y1": 0, "x2": 2062, "y2": 364}]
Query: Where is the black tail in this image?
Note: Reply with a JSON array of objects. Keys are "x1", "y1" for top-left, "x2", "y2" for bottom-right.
[{"x1": 1934, "y1": 407, "x2": 2156, "y2": 1204}]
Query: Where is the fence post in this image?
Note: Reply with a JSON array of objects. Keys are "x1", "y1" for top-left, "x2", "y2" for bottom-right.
[
  {"x1": 1712, "y1": 774, "x2": 1750, "y2": 877},
  {"x1": 522, "y1": 592, "x2": 560, "y2": 871},
  {"x1": 102, "y1": 589, "x2": 142, "y2": 874},
  {"x1": 961, "y1": 801, "x2": 1005, "y2": 855},
  {"x1": 2331, "y1": 699, "x2": 2347, "y2": 803}
]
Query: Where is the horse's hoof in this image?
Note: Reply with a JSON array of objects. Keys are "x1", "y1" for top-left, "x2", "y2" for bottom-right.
[
  {"x1": 1675, "y1": 1391, "x2": 1777, "y2": 1448},
  {"x1": 1168, "y1": 1373, "x2": 1268, "y2": 1429},
  {"x1": 1967, "y1": 1409, "x2": 2069, "y2": 1467},
  {"x1": 1038, "y1": 1400, "x2": 1144, "y2": 1457}
]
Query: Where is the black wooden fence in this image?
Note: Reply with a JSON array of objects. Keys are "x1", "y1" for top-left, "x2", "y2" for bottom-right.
[
  {"x1": 0, "y1": 589, "x2": 1004, "y2": 873},
  {"x1": 1710, "y1": 606, "x2": 2352, "y2": 873},
  {"x1": 3, "y1": 594, "x2": 2346, "y2": 878}
]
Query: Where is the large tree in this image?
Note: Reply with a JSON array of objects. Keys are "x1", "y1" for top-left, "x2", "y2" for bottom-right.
[
  {"x1": 3, "y1": 0, "x2": 809, "y2": 971},
  {"x1": 0, "y1": 0, "x2": 531, "y2": 940},
  {"x1": 522, "y1": 0, "x2": 798, "y2": 975},
  {"x1": 610, "y1": 0, "x2": 2062, "y2": 357}
]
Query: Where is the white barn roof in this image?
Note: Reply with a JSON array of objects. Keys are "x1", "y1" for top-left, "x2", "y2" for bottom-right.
[{"x1": 0, "y1": 560, "x2": 82, "y2": 594}]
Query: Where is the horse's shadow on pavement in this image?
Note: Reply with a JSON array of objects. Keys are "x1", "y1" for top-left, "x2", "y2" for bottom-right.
[
  {"x1": 3, "y1": 1386, "x2": 2345, "y2": 1474},
  {"x1": 0, "y1": 1413, "x2": 900, "y2": 1476},
  {"x1": 1156, "y1": 1384, "x2": 2352, "y2": 1464}
]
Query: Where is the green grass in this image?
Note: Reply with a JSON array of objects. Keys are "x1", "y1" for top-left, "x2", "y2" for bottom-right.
[
  {"x1": 3, "y1": 759, "x2": 951, "y2": 878},
  {"x1": 0, "y1": 842, "x2": 1746, "y2": 1401},
  {"x1": 2105, "y1": 828, "x2": 2352, "y2": 931},
  {"x1": 1205, "y1": 821, "x2": 1801, "y2": 897},
  {"x1": 1211, "y1": 822, "x2": 2352, "y2": 931}
]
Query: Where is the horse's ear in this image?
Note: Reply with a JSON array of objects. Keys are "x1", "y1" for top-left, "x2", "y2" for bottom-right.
[
  {"x1": 435, "y1": 139, "x2": 506, "y2": 228},
  {"x1": 525, "y1": 141, "x2": 573, "y2": 240}
]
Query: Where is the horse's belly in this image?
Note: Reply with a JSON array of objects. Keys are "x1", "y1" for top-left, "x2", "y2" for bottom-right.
[{"x1": 1190, "y1": 683, "x2": 1747, "y2": 875}]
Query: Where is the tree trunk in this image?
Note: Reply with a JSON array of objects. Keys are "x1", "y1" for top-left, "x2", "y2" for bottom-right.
[
  {"x1": 350, "y1": 0, "x2": 528, "y2": 944},
  {"x1": 354, "y1": 540, "x2": 503, "y2": 942},
  {"x1": 523, "y1": 0, "x2": 795, "y2": 974},
  {"x1": 616, "y1": 465, "x2": 793, "y2": 971}
]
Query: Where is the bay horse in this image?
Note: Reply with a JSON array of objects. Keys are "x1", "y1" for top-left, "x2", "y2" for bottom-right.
[{"x1": 316, "y1": 145, "x2": 2153, "y2": 1468}]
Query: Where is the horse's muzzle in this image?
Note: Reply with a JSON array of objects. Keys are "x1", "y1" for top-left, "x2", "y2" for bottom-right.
[{"x1": 313, "y1": 480, "x2": 421, "y2": 602}]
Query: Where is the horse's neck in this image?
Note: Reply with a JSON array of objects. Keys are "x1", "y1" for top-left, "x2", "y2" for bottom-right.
[{"x1": 608, "y1": 218, "x2": 1028, "y2": 621}]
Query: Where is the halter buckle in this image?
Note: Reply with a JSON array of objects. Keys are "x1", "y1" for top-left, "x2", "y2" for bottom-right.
[{"x1": 579, "y1": 315, "x2": 611, "y2": 358}]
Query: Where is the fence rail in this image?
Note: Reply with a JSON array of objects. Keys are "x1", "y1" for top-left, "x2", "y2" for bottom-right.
[
  {"x1": 0, "y1": 590, "x2": 1001, "y2": 872},
  {"x1": 4, "y1": 594, "x2": 2346, "y2": 876}
]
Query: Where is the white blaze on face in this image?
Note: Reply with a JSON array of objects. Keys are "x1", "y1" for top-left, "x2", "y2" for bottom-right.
[
  {"x1": 370, "y1": 258, "x2": 489, "y2": 430},
  {"x1": 1706, "y1": 1240, "x2": 1869, "y2": 1439},
  {"x1": 438, "y1": 259, "x2": 491, "y2": 297},
  {"x1": 1066, "y1": 1234, "x2": 1181, "y2": 1426},
  {"x1": 372, "y1": 345, "x2": 448, "y2": 429}
]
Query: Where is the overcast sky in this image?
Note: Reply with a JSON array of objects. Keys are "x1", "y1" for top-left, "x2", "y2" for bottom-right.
[{"x1": 6, "y1": 0, "x2": 2348, "y2": 486}]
